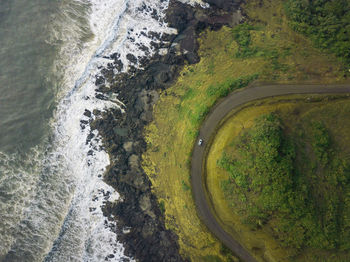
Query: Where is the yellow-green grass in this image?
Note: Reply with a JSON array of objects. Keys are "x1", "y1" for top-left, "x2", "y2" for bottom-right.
[
  {"x1": 142, "y1": 0, "x2": 348, "y2": 260},
  {"x1": 206, "y1": 95, "x2": 350, "y2": 262}
]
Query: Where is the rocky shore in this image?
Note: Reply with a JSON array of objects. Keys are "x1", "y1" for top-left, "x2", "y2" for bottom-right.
[{"x1": 90, "y1": 1, "x2": 243, "y2": 261}]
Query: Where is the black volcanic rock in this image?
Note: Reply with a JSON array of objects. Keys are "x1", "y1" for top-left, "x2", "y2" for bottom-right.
[
  {"x1": 92, "y1": 0, "x2": 244, "y2": 261},
  {"x1": 204, "y1": 0, "x2": 242, "y2": 11},
  {"x1": 126, "y1": 53, "x2": 138, "y2": 64}
]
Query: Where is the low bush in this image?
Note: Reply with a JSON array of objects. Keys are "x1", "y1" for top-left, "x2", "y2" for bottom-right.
[
  {"x1": 219, "y1": 112, "x2": 350, "y2": 250},
  {"x1": 284, "y1": 0, "x2": 350, "y2": 66}
]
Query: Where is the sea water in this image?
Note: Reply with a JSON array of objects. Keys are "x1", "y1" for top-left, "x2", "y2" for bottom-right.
[{"x1": 0, "y1": 0, "x2": 177, "y2": 261}]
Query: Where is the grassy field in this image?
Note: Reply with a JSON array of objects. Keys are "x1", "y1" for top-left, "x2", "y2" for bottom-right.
[
  {"x1": 142, "y1": 0, "x2": 348, "y2": 261},
  {"x1": 207, "y1": 95, "x2": 350, "y2": 262}
]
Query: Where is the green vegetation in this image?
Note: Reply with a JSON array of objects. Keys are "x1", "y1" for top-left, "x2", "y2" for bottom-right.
[
  {"x1": 159, "y1": 200, "x2": 165, "y2": 214},
  {"x1": 211, "y1": 97, "x2": 350, "y2": 260},
  {"x1": 284, "y1": 0, "x2": 350, "y2": 66},
  {"x1": 178, "y1": 74, "x2": 257, "y2": 132},
  {"x1": 219, "y1": 112, "x2": 350, "y2": 250},
  {"x1": 206, "y1": 74, "x2": 259, "y2": 98},
  {"x1": 181, "y1": 180, "x2": 191, "y2": 191},
  {"x1": 142, "y1": 0, "x2": 349, "y2": 260},
  {"x1": 311, "y1": 121, "x2": 331, "y2": 165},
  {"x1": 231, "y1": 24, "x2": 259, "y2": 58},
  {"x1": 231, "y1": 23, "x2": 291, "y2": 73},
  {"x1": 218, "y1": 113, "x2": 296, "y2": 231}
]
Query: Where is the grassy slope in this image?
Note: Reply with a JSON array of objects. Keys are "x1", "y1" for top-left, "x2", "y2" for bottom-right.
[
  {"x1": 284, "y1": 0, "x2": 350, "y2": 67},
  {"x1": 207, "y1": 95, "x2": 350, "y2": 262},
  {"x1": 142, "y1": 0, "x2": 348, "y2": 261}
]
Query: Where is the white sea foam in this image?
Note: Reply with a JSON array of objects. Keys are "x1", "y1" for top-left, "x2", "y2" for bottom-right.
[
  {"x1": 0, "y1": 149, "x2": 42, "y2": 257},
  {"x1": 177, "y1": 0, "x2": 209, "y2": 8},
  {"x1": 96, "y1": 0, "x2": 177, "y2": 72},
  {"x1": 44, "y1": 0, "x2": 176, "y2": 260},
  {"x1": 1, "y1": 0, "x2": 177, "y2": 261}
]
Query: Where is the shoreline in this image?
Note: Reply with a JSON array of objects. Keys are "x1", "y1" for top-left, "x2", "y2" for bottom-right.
[{"x1": 91, "y1": 0, "x2": 244, "y2": 260}]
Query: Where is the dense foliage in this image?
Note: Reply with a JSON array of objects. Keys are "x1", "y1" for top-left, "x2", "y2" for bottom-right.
[
  {"x1": 206, "y1": 74, "x2": 259, "y2": 98},
  {"x1": 218, "y1": 113, "x2": 350, "y2": 250},
  {"x1": 284, "y1": 0, "x2": 350, "y2": 66},
  {"x1": 231, "y1": 24, "x2": 258, "y2": 58}
]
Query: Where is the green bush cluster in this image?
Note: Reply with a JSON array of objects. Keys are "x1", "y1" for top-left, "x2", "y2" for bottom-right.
[
  {"x1": 177, "y1": 74, "x2": 258, "y2": 131},
  {"x1": 284, "y1": 0, "x2": 350, "y2": 66},
  {"x1": 218, "y1": 113, "x2": 350, "y2": 250},
  {"x1": 182, "y1": 180, "x2": 191, "y2": 191},
  {"x1": 206, "y1": 74, "x2": 259, "y2": 98},
  {"x1": 218, "y1": 114, "x2": 295, "y2": 227},
  {"x1": 230, "y1": 23, "x2": 290, "y2": 75},
  {"x1": 231, "y1": 24, "x2": 258, "y2": 58},
  {"x1": 159, "y1": 200, "x2": 165, "y2": 214},
  {"x1": 311, "y1": 121, "x2": 331, "y2": 166}
]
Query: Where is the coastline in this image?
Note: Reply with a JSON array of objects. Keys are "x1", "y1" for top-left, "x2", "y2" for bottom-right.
[
  {"x1": 132, "y1": 0, "x2": 350, "y2": 260},
  {"x1": 2, "y1": 0, "x2": 348, "y2": 260},
  {"x1": 91, "y1": 0, "x2": 240, "y2": 261},
  {"x1": 91, "y1": 0, "x2": 244, "y2": 261}
]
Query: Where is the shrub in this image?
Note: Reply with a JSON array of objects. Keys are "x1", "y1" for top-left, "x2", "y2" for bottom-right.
[
  {"x1": 284, "y1": 0, "x2": 350, "y2": 66},
  {"x1": 218, "y1": 112, "x2": 350, "y2": 250},
  {"x1": 232, "y1": 24, "x2": 259, "y2": 58}
]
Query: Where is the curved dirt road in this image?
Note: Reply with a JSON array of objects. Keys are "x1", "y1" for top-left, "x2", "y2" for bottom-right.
[{"x1": 191, "y1": 84, "x2": 350, "y2": 262}]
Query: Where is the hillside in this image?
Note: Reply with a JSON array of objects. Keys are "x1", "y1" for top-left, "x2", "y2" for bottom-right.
[{"x1": 207, "y1": 95, "x2": 350, "y2": 261}]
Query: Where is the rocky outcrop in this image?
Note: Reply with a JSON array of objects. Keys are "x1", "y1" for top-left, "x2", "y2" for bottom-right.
[{"x1": 92, "y1": 0, "x2": 244, "y2": 261}]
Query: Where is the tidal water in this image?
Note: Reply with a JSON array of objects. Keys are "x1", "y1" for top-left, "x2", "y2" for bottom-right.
[{"x1": 0, "y1": 0, "x2": 175, "y2": 261}]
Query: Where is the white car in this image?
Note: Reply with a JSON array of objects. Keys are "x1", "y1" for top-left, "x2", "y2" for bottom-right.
[{"x1": 198, "y1": 139, "x2": 203, "y2": 146}]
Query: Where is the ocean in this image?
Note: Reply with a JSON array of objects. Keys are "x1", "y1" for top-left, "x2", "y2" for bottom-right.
[{"x1": 0, "y1": 0, "x2": 176, "y2": 261}]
